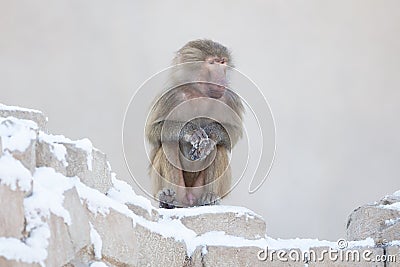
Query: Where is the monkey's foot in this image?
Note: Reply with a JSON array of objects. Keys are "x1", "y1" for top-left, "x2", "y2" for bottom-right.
[
  {"x1": 198, "y1": 192, "x2": 221, "y2": 206},
  {"x1": 158, "y1": 188, "x2": 177, "y2": 209}
]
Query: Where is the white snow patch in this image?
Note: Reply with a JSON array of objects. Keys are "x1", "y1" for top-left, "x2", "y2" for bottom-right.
[
  {"x1": 385, "y1": 218, "x2": 400, "y2": 226},
  {"x1": 107, "y1": 174, "x2": 154, "y2": 214},
  {"x1": 0, "y1": 227, "x2": 49, "y2": 265},
  {"x1": 24, "y1": 167, "x2": 74, "y2": 226},
  {"x1": 158, "y1": 204, "x2": 260, "y2": 220},
  {"x1": 90, "y1": 223, "x2": 102, "y2": 260},
  {"x1": 263, "y1": 237, "x2": 374, "y2": 251},
  {"x1": 74, "y1": 177, "x2": 134, "y2": 218},
  {"x1": 186, "y1": 231, "x2": 267, "y2": 254},
  {"x1": 0, "y1": 117, "x2": 37, "y2": 152},
  {"x1": 38, "y1": 132, "x2": 96, "y2": 169},
  {"x1": 75, "y1": 138, "x2": 93, "y2": 171},
  {"x1": 49, "y1": 143, "x2": 68, "y2": 166},
  {"x1": 347, "y1": 237, "x2": 375, "y2": 248},
  {"x1": 0, "y1": 103, "x2": 43, "y2": 114},
  {"x1": 0, "y1": 152, "x2": 32, "y2": 191},
  {"x1": 393, "y1": 190, "x2": 400, "y2": 197},
  {"x1": 90, "y1": 262, "x2": 108, "y2": 267},
  {"x1": 390, "y1": 240, "x2": 400, "y2": 246},
  {"x1": 380, "y1": 202, "x2": 400, "y2": 211},
  {"x1": 38, "y1": 132, "x2": 72, "y2": 144}
]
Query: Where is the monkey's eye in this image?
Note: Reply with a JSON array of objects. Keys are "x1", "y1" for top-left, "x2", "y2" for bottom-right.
[{"x1": 207, "y1": 58, "x2": 215, "y2": 64}]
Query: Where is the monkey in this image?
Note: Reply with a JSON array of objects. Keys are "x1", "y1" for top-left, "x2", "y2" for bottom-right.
[{"x1": 145, "y1": 39, "x2": 244, "y2": 208}]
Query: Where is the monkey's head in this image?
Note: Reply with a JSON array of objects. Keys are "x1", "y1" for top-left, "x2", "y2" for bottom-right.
[{"x1": 173, "y1": 39, "x2": 233, "y2": 99}]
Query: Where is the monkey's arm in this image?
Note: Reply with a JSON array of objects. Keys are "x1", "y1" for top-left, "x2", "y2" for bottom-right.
[{"x1": 146, "y1": 120, "x2": 199, "y2": 145}]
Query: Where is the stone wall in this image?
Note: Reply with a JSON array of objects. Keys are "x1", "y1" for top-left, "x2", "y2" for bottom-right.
[{"x1": 0, "y1": 104, "x2": 399, "y2": 267}]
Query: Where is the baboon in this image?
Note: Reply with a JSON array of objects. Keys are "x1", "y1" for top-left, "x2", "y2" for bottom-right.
[{"x1": 145, "y1": 39, "x2": 244, "y2": 208}]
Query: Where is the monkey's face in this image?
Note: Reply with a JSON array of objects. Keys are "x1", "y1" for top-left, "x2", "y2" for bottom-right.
[{"x1": 197, "y1": 56, "x2": 228, "y2": 99}]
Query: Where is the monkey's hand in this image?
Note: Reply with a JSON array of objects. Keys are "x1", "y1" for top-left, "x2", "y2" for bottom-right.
[
  {"x1": 183, "y1": 127, "x2": 208, "y2": 145},
  {"x1": 189, "y1": 138, "x2": 216, "y2": 161}
]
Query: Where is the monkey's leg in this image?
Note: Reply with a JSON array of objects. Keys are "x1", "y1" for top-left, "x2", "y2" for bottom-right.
[
  {"x1": 150, "y1": 142, "x2": 187, "y2": 208},
  {"x1": 197, "y1": 145, "x2": 231, "y2": 206}
]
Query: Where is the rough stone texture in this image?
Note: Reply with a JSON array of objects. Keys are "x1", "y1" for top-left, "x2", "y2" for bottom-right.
[
  {"x1": 36, "y1": 138, "x2": 68, "y2": 175},
  {"x1": 127, "y1": 202, "x2": 158, "y2": 222},
  {"x1": 0, "y1": 258, "x2": 41, "y2": 267},
  {"x1": 181, "y1": 212, "x2": 266, "y2": 240},
  {"x1": 308, "y1": 246, "x2": 384, "y2": 266},
  {"x1": 0, "y1": 118, "x2": 38, "y2": 174},
  {"x1": 200, "y1": 246, "x2": 304, "y2": 267},
  {"x1": 87, "y1": 208, "x2": 137, "y2": 266},
  {"x1": 347, "y1": 205, "x2": 400, "y2": 243},
  {"x1": 46, "y1": 214, "x2": 75, "y2": 266},
  {"x1": 0, "y1": 108, "x2": 47, "y2": 131},
  {"x1": 65, "y1": 246, "x2": 96, "y2": 267},
  {"x1": 186, "y1": 247, "x2": 203, "y2": 267},
  {"x1": 10, "y1": 139, "x2": 37, "y2": 174},
  {"x1": 0, "y1": 184, "x2": 25, "y2": 238},
  {"x1": 134, "y1": 224, "x2": 187, "y2": 267},
  {"x1": 386, "y1": 245, "x2": 400, "y2": 267},
  {"x1": 63, "y1": 188, "x2": 91, "y2": 254},
  {"x1": 64, "y1": 144, "x2": 112, "y2": 194}
]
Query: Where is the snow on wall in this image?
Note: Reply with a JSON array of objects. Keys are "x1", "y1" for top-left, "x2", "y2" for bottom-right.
[{"x1": 0, "y1": 103, "x2": 397, "y2": 267}]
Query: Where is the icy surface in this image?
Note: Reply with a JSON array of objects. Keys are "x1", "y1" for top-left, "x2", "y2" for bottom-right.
[
  {"x1": 0, "y1": 117, "x2": 37, "y2": 152},
  {"x1": 0, "y1": 152, "x2": 32, "y2": 191}
]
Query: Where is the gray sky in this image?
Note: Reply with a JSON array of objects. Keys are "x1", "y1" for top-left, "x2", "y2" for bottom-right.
[{"x1": 1, "y1": 0, "x2": 400, "y2": 241}]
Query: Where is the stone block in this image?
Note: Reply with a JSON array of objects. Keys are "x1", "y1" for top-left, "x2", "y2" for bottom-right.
[
  {"x1": 10, "y1": 139, "x2": 37, "y2": 174},
  {"x1": 200, "y1": 246, "x2": 304, "y2": 267},
  {"x1": 87, "y1": 209, "x2": 137, "y2": 266},
  {"x1": 135, "y1": 224, "x2": 187, "y2": 267},
  {"x1": 0, "y1": 184, "x2": 25, "y2": 238},
  {"x1": 64, "y1": 246, "x2": 95, "y2": 267},
  {"x1": 0, "y1": 258, "x2": 41, "y2": 267},
  {"x1": 347, "y1": 205, "x2": 400, "y2": 243},
  {"x1": 36, "y1": 139, "x2": 68, "y2": 175},
  {"x1": 45, "y1": 214, "x2": 75, "y2": 267},
  {"x1": 0, "y1": 106, "x2": 47, "y2": 131},
  {"x1": 63, "y1": 188, "x2": 91, "y2": 254},
  {"x1": 64, "y1": 144, "x2": 112, "y2": 194},
  {"x1": 0, "y1": 118, "x2": 37, "y2": 174},
  {"x1": 127, "y1": 203, "x2": 158, "y2": 222},
  {"x1": 386, "y1": 245, "x2": 400, "y2": 267},
  {"x1": 180, "y1": 211, "x2": 266, "y2": 240},
  {"x1": 308, "y1": 246, "x2": 384, "y2": 267}
]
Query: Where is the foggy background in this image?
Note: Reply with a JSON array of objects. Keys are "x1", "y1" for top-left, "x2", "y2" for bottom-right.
[{"x1": 1, "y1": 1, "x2": 399, "y2": 241}]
